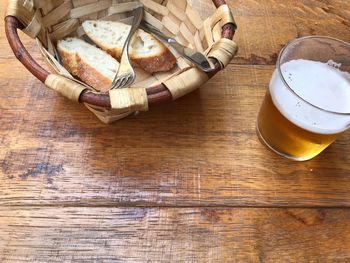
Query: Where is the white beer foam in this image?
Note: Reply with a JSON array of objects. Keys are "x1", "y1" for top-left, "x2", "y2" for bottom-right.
[{"x1": 270, "y1": 59, "x2": 350, "y2": 134}]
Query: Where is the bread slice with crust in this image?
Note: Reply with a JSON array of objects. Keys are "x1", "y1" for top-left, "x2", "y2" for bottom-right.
[
  {"x1": 82, "y1": 20, "x2": 177, "y2": 73},
  {"x1": 57, "y1": 37, "x2": 118, "y2": 91}
]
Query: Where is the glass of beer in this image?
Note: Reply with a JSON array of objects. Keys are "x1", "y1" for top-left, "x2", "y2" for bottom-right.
[{"x1": 257, "y1": 36, "x2": 350, "y2": 161}]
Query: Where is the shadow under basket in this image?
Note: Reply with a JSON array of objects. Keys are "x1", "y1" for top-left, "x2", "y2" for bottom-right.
[{"x1": 5, "y1": 0, "x2": 237, "y2": 124}]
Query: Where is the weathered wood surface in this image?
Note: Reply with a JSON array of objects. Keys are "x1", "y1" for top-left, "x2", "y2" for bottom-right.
[
  {"x1": 2, "y1": 60, "x2": 350, "y2": 207},
  {"x1": 230, "y1": 0, "x2": 350, "y2": 65},
  {"x1": 1, "y1": 0, "x2": 350, "y2": 261},
  {"x1": 0, "y1": 207, "x2": 350, "y2": 262}
]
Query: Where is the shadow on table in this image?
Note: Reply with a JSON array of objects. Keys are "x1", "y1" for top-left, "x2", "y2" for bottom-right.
[
  {"x1": 311, "y1": 135, "x2": 350, "y2": 172},
  {"x1": 66, "y1": 87, "x2": 243, "y2": 175}
]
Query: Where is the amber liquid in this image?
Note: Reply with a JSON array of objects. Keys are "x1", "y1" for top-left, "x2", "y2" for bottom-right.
[{"x1": 257, "y1": 91, "x2": 339, "y2": 160}]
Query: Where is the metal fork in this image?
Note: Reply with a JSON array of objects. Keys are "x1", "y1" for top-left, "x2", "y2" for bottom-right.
[{"x1": 110, "y1": 5, "x2": 144, "y2": 90}]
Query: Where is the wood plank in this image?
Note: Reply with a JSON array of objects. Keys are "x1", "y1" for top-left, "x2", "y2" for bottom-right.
[
  {"x1": 0, "y1": 207, "x2": 349, "y2": 262},
  {"x1": 1, "y1": 57, "x2": 350, "y2": 207},
  {"x1": 228, "y1": 0, "x2": 350, "y2": 65}
]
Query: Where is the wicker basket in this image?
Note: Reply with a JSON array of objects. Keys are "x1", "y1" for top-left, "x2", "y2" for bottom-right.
[{"x1": 5, "y1": 0, "x2": 237, "y2": 123}]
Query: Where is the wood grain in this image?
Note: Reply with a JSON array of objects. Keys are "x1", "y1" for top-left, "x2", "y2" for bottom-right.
[
  {"x1": 1, "y1": 1, "x2": 350, "y2": 261},
  {"x1": 0, "y1": 207, "x2": 349, "y2": 262},
  {"x1": 228, "y1": 0, "x2": 350, "y2": 65}
]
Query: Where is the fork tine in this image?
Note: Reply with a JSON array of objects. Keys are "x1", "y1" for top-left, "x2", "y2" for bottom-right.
[
  {"x1": 122, "y1": 79, "x2": 131, "y2": 89},
  {"x1": 113, "y1": 80, "x2": 122, "y2": 90},
  {"x1": 116, "y1": 78, "x2": 123, "y2": 88},
  {"x1": 111, "y1": 80, "x2": 117, "y2": 89},
  {"x1": 123, "y1": 76, "x2": 133, "y2": 88},
  {"x1": 120, "y1": 77, "x2": 129, "y2": 89},
  {"x1": 125, "y1": 76, "x2": 134, "y2": 87},
  {"x1": 124, "y1": 79, "x2": 132, "y2": 88},
  {"x1": 120, "y1": 77, "x2": 128, "y2": 87},
  {"x1": 115, "y1": 75, "x2": 131, "y2": 89}
]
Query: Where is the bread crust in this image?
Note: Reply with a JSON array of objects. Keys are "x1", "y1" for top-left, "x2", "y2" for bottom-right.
[
  {"x1": 132, "y1": 48, "x2": 177, "y2": 73},
  {"x1": 58, "y1": 48, "x2": 79, "y2": 76},
  {"x1": 77, "y1": 56, "x2": 112, "y2": 91},
  {"x1": 57, "y1": 44, "x2": 112, "y2": 91}
]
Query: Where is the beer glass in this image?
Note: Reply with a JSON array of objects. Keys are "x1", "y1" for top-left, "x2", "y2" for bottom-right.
[{"x1": 257, "y1": 36, "x2": 350, "y2": 161}]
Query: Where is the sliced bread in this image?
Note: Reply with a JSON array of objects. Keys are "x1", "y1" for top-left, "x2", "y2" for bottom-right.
[
  {"x1": 82, "y1": 20, "x2": 177, "y2": 73},
  {"x1": 57, "y1": 37, "x2": 118, "y2": 91}
]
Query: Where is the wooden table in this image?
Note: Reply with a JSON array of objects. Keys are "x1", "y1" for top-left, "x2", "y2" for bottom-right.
[{"x1": 1, "y1": 0, "x2": 350, "y2": 262}]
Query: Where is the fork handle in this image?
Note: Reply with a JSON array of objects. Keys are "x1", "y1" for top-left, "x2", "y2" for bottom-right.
[{"x1": 117, "y1": 6, "x2": 143, "y2": 75}]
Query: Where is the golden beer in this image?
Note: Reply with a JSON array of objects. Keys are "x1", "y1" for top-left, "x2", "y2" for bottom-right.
[
  {"x1": 256, "y1": 37, "x2": 350, "y2": 160},
  {"x1": 257, "y1": 91, "x2": 339, "y2": 160}
]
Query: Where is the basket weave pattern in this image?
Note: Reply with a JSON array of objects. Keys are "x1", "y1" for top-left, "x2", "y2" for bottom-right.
[{"x1": 6, "y1": 0, "x2": 237, "y2": 123}]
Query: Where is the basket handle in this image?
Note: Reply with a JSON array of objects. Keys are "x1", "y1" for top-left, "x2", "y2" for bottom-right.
[
  {"x1": 5, "y1": 16, "x2": 49, "y2": 83},
  {"x1": 5, "y1": 0, "x2": 235, "y2": 108}
]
